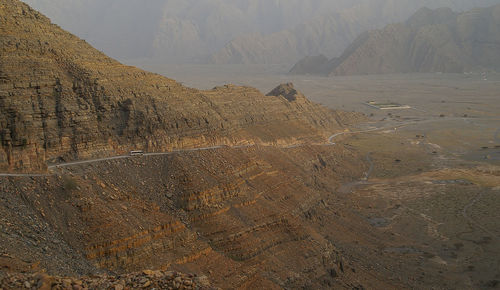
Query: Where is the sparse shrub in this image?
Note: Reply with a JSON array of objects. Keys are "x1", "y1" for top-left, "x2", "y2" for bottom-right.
[{"x1": 62, "y1": 175, "x2": 78, "y2": 192}]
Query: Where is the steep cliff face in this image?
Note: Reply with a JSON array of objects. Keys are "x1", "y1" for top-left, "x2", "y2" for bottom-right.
[
  {"x1": 292, "y1": 5, "x2": 500, "y2": 76},
  {"x1": 0, "y1": 0, "x2": 361, "y2": 172}
]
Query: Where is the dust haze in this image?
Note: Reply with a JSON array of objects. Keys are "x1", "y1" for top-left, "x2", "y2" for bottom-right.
[{"x1": 21, "y1": 0, "x2": 500, "y2": 65}]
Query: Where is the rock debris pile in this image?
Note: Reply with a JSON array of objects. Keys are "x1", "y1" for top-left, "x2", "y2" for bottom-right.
[{"x1": 0, "y1": 270, "x2": 213, "y2": 290}]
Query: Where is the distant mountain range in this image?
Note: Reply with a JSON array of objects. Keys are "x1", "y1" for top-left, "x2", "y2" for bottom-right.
[
  {"x1": 20, "y1": 0, "x2": 358, "y2": 63},
  {"x1": 21, "y1": 0, "x2": 500, "y2": 65},
  {"x1": 210, "y1": 0, "x2": 500, "y2": 65},
  {"x1": 290, "y1": 5, "x2": 500, "y2": 75}
]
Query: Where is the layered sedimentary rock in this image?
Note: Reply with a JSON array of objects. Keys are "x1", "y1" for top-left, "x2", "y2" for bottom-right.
[
  {"x1": 0, "y1": 0, "x2": 364, "y2": 173},
  {"x1": 3, "y1": 2, "x2": 481, "y2": 289},
  {"x1": 0, "y1": 3, "x2": 374, "y2": 288},
  {"x1": 0, "y1": 143, "x2": 383, "y2": 289}
]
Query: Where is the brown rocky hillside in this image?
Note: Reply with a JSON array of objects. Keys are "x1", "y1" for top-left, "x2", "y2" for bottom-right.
[
  {"x1": 2, "y1": 2, "x2": 486, "y2": 289},
  {"x1": 0, "y1": 1, "x2": 389, "y2": 289},
  {"x1": 0, "y1": 0, "x2": 362, "y2": 173}
]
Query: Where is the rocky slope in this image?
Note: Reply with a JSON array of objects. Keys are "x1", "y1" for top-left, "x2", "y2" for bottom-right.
[
  {"x1": 0, "y1": 270, "x2": 211, "y2": 289},
  {"x1": 0, "y1": 0, "x2": 365, "y2": 173},
  {"x1": 0, "y1": 4, "x2": 376, "y2": 287},
  {"x1": 293, "y1": 5, "x2": 500, "y2": 75},
  {"x1": 1, "y1": 143, "x2": 381, "y2": 289},
  {"x1": 0, "y1": 2, "x2": 431, "y2": 289},
  {"x1": 2, "y1": 2, "x2": 494, "y2": 289}
]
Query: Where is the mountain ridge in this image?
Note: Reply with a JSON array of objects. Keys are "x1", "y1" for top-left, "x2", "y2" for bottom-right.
[
  {"x1": 290, "y1": 4, "x2": 500, "y2": 75},
  {"x1": 211, "y1": 0, "x2": 500, "y2": 65},
  {"x1": 0, "y1": 4, "x2": 371, "y2": 288},
  {"x1": 0, "y1": 0, "x2": 361, "y2": 173}
]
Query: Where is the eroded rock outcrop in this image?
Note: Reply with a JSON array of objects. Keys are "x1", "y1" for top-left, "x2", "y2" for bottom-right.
[
  {"x1": 266, "y1": 83, "x2": 305, "y2": 102},
  {"x1": 0, "y1": 2, "x2": 381, "y2": 289},
  {"x1": 0, "y1": 144, "x2": 371, "y2": 289}
]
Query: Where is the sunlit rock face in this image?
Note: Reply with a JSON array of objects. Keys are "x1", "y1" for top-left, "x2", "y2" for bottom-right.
[{"x1": 0, "y1": 0, "x2": 364, "y2": 172}]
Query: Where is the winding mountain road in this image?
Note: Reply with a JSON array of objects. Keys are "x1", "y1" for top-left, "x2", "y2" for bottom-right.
[
  {"x1": 1, "y1": 116, "x2": 498, "y2": 177},
  {"x1": 47, "y1": 146, "x2": 226, "y2": 170},
  {"x1": 0, "y1": 173, "x2": 49, "y2": 177}
]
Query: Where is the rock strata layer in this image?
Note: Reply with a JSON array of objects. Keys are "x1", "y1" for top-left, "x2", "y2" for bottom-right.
[
  {"x1": 0, "y1": 2, "x2": 386, "y2": 290},
  {"x1": 0, "y1": 0, "x2": 363, "y2": 173},
  {"x1": 0, "y1": 144, "x2": 377, "y2": 289}
]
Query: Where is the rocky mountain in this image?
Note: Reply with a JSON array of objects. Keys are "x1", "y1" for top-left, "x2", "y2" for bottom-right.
[
  {"x1": 289, "y1": 55, "x2": 332, "y2": 75},
  {"x1": 211, "y1": 0, "x2": 500, "y2": 65},
  {"x1": 301, "y1": 5, "x2": 500, "y2": 75},
  {"x1": 0, "y1": 2, "x2": 364, "y2": 288},
  {"x1": 2, "y1": 2, "x2": 496, "y2": 289},
  {"x1": 0, "y1": 3, "x2": 378, "y2": 289},
  {"x1": 210, "y1": 12, "x2": 364, "y2": 65},
  {"x1": 0, "y1": 0, "x2": 365, "y2": 173}
]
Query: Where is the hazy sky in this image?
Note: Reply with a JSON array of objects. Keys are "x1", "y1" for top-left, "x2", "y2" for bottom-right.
[{"x1": 22, "y1": 0, "x2": 500, "y2": 64}]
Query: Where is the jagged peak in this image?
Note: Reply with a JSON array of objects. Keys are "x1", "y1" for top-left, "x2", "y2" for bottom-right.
[{"x1": 266, "y1": 83, "x2": 305, "y2": 102}]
